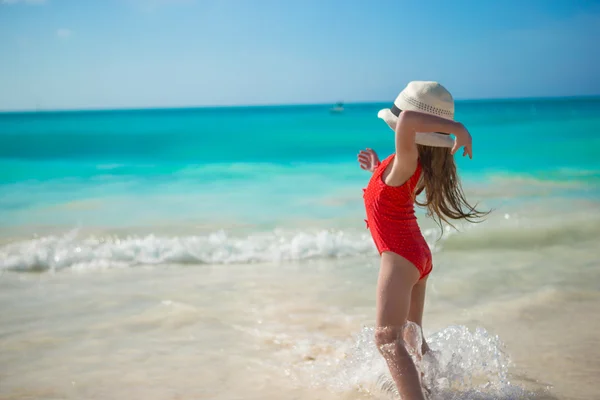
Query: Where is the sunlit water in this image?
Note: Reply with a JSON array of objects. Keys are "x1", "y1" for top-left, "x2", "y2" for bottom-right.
[{"x1": 1, "y1": 98, "x2": 599, "y2": 399}]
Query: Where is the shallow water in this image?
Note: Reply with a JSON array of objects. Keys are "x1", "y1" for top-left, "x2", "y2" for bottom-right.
[{"x1": 1, "y1": 204, "x2": 599, "y2": 399}]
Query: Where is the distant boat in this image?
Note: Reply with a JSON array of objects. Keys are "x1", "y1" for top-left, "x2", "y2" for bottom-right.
[{"x1": 330, "y1": 101, "x2": 344, "y2": 114}]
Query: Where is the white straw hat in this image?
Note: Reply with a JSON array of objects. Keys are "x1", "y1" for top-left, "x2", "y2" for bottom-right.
[{"x1": 377, "y1": 81, "x2": 456, "y2": 148}]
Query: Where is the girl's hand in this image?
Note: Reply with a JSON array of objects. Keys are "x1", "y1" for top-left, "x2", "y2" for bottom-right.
[
  {"x1": 451, "y1": 123, "x2": 473, "y2": 159},
  {"x1": 358, "y1": 148, "x2": 381, "y2": 172}
]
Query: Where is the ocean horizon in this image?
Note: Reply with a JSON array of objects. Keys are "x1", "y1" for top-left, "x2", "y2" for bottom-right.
[{"x1": 2, "y1": 94, "x2": 599, "y2": 114}]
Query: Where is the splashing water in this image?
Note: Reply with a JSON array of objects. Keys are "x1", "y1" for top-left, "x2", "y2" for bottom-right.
[{"x1": 291, "y1": 323, "x2": 539, "y2": 399}]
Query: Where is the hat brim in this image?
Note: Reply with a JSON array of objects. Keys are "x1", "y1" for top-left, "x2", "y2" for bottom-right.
[{"x1": 377, "y1": 108, "x2": 455, "y2": 148}]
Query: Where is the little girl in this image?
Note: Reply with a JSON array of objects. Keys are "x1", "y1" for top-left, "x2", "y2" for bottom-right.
[{"x1": 358, "y1": 81, "x2": 487, "y2": 399}]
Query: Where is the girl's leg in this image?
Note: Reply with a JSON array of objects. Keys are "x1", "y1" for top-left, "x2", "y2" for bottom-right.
[
  {"x1": 407, "y1": 275, "x2": 431, "y2": 355},
  {"x1": 375, "y1": 252, "x2": 425, "y2": 400}
]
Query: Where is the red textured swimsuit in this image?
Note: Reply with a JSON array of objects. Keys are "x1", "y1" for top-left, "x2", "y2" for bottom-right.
[{"x1": 363, "y1": 155, "x2": 432, "y2": 279}]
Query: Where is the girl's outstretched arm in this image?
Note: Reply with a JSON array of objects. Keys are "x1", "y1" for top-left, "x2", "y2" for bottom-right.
[
  {"x1": 385, "y1": 110, "x2": 472, "y2": 186},
  {"x1": 358, "y1": 148, "x2": 380, "y2": 173},
  {"x1": 394, "y1": 110, "x2": 472, "y2": 162}
]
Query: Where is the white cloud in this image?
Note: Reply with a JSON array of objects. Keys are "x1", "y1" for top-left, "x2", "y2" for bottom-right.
[
  {"x1": 56, "y1": 28, "x2": 73, "y2": 39},
  {"x1": 1, "y1": 0, "x2": 46, "y2": 5}
]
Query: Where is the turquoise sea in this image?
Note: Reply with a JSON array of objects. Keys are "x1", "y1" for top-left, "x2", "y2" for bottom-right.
[
  {"x1": 1, "y1": 98, "x2": 599, "y2": 399},
  {"x1": 1, "y1": 97, "x2": 599, "y2": 232}
]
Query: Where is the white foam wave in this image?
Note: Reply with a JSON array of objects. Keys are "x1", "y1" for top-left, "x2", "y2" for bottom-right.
[{"x1": 0, "y1": 229, "x2": 388, "y2": 272}]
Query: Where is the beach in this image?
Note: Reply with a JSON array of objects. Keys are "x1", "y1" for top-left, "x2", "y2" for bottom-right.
[{"x1": 1, "y1": 98, "x2": 599, "y2": 399}]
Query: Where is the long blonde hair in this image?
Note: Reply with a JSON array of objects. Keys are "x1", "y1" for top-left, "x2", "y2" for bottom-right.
[{"x1": 415, "y1": 144, "x2": 490, "y2": 231}]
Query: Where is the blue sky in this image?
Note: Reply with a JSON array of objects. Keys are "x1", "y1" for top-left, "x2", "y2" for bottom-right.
[{"x1": 1, "y1": 0, "x2": 599, "y2": 110}]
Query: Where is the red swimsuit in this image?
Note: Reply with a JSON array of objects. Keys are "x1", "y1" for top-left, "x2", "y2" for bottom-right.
[{"x1": 363, "y1": 155, "x2": 432, "y2": 279}]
